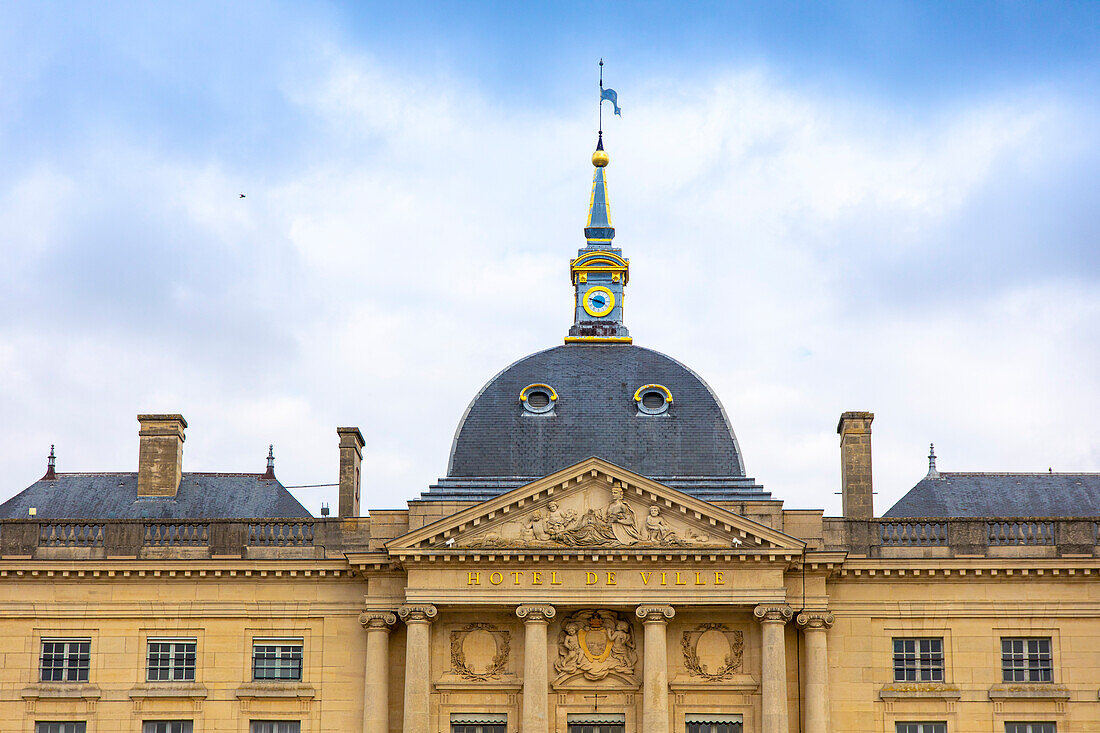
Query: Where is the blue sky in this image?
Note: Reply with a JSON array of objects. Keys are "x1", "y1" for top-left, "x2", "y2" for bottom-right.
[{"x1": 1, "y1": 1, "x2": 1098, "y2": 513}]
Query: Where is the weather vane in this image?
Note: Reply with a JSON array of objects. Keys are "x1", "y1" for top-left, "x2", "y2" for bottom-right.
[{"x1": 598, "y1": 58, "x2": 621, "y2": 136}]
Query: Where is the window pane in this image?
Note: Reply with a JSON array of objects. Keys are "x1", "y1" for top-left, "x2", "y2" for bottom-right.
[
  {"x1": 142, "y1": 724, "x2": 193, "y2": 733},
  {"x1": 147, "y1": 641, "x2": 197, "y2": 683},
  {"x1": 40, "y1": 640, "x2": 91, "y2": 683},
  {"x1": 250, "y1": 723, "x2": 301, "y2": 733},
  {"x1": 1001, "y1": 638, "x2": 1052, "y2": 683},
  {"x1": 252, "y1": 641, "x2": 303, "y2": 681},
  {"x1": 35, "y1": 724, "x2": 87, "y2": 733},
  {"x1": 1006, "y1": 725, "x2": 1056, "y2": 733},
  {"x1": 895, "y1": 724, "x2": 946, "y2": 733},
  {"x1": 892, "y1": 638, "x2": 944, "y2": 683}
]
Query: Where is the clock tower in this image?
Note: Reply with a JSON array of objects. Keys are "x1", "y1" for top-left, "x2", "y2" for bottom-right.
[{"x1": 566, "y1": 134, "x2": 632, "y2": 344}]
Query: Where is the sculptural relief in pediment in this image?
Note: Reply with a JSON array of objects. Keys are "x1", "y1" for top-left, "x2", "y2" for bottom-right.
[{"x1": 455, "y1": 484, "x2": 734, "y2": 549}]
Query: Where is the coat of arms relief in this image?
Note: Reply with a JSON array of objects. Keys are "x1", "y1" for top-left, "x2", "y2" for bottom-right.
[
  {"x1": 554, "y1": 610, "x2": 637, "y2": 685},
  {"x1": 456, "y1": 485, "x2": 728, "y2": 548}
]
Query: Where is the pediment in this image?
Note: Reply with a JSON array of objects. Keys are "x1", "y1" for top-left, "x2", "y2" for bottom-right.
[{"x1": 387, "y1": 458, "x2": 804, "y2": 557}]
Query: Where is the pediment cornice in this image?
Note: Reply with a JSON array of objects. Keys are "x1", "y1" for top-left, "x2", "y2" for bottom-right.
[{"x1": 387, "y1": 458, "x2": 805, "y2": 561}]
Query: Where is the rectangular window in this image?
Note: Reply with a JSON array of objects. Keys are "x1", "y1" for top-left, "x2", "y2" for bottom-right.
[
  {"x1": 250, "y1": 723, "x2": 301, "y2": 733},
  {"x1": 40, "y1": 639, "x2": 91, "y2": 682},
  {"x1": 1001, "y1": 638, "x2": 1053, "y2": 682},
  {"x1": 142, "y1": 724, "x2": 193, "y2": 733},
  {"x1": 146, "y1": 639, "x2": 197, "y2": 682},
  {"x1": 686, "y1": 715, "x2": 743, "y2": 733},
  {"x1": 252, "y1": 639, "x2": 303, "y2": 681},
  {"x1": 1005, "y1": 725, "x2": 1055, "y2": 733},
  {"x1": 895, "y1": 724, "x2": 946, "y2": 733},
  {"x1": 892, "y1": 638, "x2": 944, "y2": 682},
  {"x1": 35, "y1": 724, "x2": 87, "y2": 733}
]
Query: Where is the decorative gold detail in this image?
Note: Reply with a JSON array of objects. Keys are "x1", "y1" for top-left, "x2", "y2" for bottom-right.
[
  {"x1": 635, "y1": 604, "x2": 676, "y2": 622},
  {"x1": 449, "y1": 623, "x2": 510, "y2": 681},
  {"x1": 398, "y1": 603, "x2": 438, "y2": 623},
  {"x1": 592, "y1": 149, "x2": 609, "y2": 168},
  {"x1": 516, "y1": 604, "x2": 556, "y2": 622},
  {"x1": 753, "y1": 604, "x2": 793, "y2": 624},
  {"x1": 795, "y1": 611, "x2": 834, "y2": 630},
  {"x1": 680, "y1": 623, "x2": 744, "y2": 680},
  {"x1": 555, "y1": 610, "x2": 637, "y2": 683},
  {"x1": 564, "y1": 336, "x2": 634, "y2": 344},
  {"x1": 519, "y1": 384, "x2": 558, "y2": 403},
  {"x1": 633, "y1": 384, "x2": 673, "y2": 404},
  {"x1": 359, "y1": 610, "x2": 397, "y2": 630}
]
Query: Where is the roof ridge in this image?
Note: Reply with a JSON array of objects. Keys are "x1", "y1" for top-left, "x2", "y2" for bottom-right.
[{"x1": 938, "y1": 471, "x2": 1100, "y2": 477}]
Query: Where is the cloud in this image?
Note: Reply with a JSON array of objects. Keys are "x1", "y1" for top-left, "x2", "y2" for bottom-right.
[{"x1": 0, "y1": 27, "x2": 1097, "y2": 519}]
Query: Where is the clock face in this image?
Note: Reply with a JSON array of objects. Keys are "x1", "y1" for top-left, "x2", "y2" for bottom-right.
[{"x1": 583, "y1": 286, "x2": 615, "y2": 317}]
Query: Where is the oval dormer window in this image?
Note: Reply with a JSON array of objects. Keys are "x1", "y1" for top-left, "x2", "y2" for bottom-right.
[
  {"x1": 634, "y1": 384, "x2": 672, "y2": 415},
  {"x1": 520, "y1": 384, "x2": 557, "y2": 415}
]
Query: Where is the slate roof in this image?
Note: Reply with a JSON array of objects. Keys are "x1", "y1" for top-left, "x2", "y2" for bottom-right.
[
  {"x1": 883, "y1": 472, "x2": 1100, "y2": 518},
  {"x1": 0, "y1": 473, "x2": 312, "y2": 520},
  {"x1": 427, "y1": 343, "x2": 770, "y2": 502}
]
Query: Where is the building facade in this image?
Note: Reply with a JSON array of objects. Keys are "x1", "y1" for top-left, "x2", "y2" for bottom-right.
[{"x1": 2, "y1": 138, "x2": 1099, "y2": 733}]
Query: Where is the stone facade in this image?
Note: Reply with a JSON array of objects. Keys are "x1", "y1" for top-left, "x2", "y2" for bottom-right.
[{"x1": 3, "y1": 455, "x2": 1100, "y2": 732}]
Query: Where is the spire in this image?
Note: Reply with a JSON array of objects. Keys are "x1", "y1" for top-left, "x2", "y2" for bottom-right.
[
  {"x1": 565, "y1": 64, "x2": 631, "y2": 345},
  {"x1": 925, "y1": 443, "x2": 940, "y2": 479},
  {"x1": 41, "y1": 444, "x2": 57, "y2": 481},
  {"x1": 585, "y1": 134, "x2": 614, "y2": 246},
  {"x1": 262, "y1": 444, "x2": 276, "y2": 480}
]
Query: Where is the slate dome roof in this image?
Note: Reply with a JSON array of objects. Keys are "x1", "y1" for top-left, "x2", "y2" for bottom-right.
[{"x1": 425, "y1": 344, "x2": 768, "y2": 502}]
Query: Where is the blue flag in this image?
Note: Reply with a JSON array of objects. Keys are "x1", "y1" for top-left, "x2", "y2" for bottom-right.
[{"x1": 601, "y1": 87, "x2": 622, "y2": 116}]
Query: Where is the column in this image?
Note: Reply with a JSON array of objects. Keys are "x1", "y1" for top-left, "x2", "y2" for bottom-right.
[
  {"x1": 796, "y1": 612, "x2": 834, "y2": 733},
  {"x1": 754, "y1": 604, "x2": 793, "y2": 733},
  {"x1": 636, "y1": 605, "x2": 675, "y2": 733},
  {"x1": 360, "y1": 610, "x2": 398, "y2": 733},
  {"x1": 516, "y1": 604, "x2": 556, "y2": 733},
  {"x1": 399, "y1": 604, "x2": 438, "y2": 733}
]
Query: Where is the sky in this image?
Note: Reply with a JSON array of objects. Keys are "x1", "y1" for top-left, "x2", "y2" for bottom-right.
[{"x1": 1, "y1": 1, "x2": 1098, "y2": 515}]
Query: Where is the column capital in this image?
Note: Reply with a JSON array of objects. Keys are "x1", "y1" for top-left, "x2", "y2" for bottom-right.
[
  {"x1": 796, "y1": 611, "x2": 834, "y2": 630},
  {"x1": 753, "y1": 604, "x2": 793, "y2": 624},
  {"x1": 359, "y1": 609, "x2": 398, "y2": 630},
  {"x1": 398, "y1": 603, "x2": 438, "y2": 623},
  {"x1": 635, "y1": 604, "x2": 675, "y2": 622},
  {"x1": 516, "y1": 604, "x2": 556, "y2": 622}
]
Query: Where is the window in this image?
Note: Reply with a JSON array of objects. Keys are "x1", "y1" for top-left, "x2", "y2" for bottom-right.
[
  {"x1": 142, "y1": 724, "x2": 192, "y2": 733},
  {"x1": 634, "y1": 384, "x2": 672, "y2": 415},
  {"x1": 452, "y1": 714, "x2": 507, "y2": 733},
  {"x1": 567, "y1": 715, "x2": 624, "y2": 733},
  {"x1": 35, "y1": 724, "x2": 86, "y2": 733},
  {"x1": 146, "y1": 639, "x2": 196, "y2": 682},
  {"x1": 1001, "y1": 638, "x2": 1052, "y2": 682},
  {"x1": 520, "y1": 384, "x2": 557, "y2": 414},
  {"x1": 893, "y1": 638, "x2": 944, "y2": 682},
  {"x1": 40, "y1": 639, "x2": 91, "y2": 682},
  {"x1": 251, "y1": 723, "x2": 301, "y2": 733},
  {"x1": 1005, "y1": 724, "x2": 1055, "y2": 733},
  {"x1": 253, "y1": 639, "x2": 303, "y2": 681},
  {"x1": 686, "y1": 715, "x2": 743, "y2": 733},
  {"x1": 896, "y1": 725, "x2": 946, "y2": 733}
]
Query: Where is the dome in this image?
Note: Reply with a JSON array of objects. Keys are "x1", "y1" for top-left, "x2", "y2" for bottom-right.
[{"x1": 446, "y1": 344, "x2": 747, "y2": 480}]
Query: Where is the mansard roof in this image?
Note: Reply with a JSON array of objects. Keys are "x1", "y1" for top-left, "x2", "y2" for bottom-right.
[
  {"x1": 883, "y1": 472, "x2": 1100, "y2": 518},
  {"x1": 0, "y1": 472, "x2": 312, "y2": 519}
]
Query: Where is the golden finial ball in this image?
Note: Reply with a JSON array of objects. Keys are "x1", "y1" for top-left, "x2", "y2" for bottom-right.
[{"x1": 592, "y1": 149, "x2": 610, "y2": 167}]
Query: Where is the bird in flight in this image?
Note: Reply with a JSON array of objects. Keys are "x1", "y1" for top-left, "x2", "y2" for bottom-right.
[{"x1": 239, "y1": 193, "x2": 246, "y2": 198}]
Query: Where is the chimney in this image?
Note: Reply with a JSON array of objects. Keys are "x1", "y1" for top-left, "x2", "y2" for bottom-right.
[
  {"x1": 837, "y1": 411, "x2": 874, "y2": 519},
  {"x1": 337, "y1": 427, "x2": 364, "y2": 517},
  {"x1": 137, "y1": 414, "x2": 187, "y2": 498}
]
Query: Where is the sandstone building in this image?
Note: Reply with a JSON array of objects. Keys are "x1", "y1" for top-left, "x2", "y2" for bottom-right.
[{"x1": 2, "y1": 136, "x2": 1099, "y2": 733}]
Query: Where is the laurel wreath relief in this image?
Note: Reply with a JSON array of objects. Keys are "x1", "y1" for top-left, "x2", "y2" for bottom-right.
[
  {"x1": 680, "y1": 622, "x2": 743, "y2": 681},
  {"x1": 450, "y1": 623, "x2": 511, "y2": 681}
]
